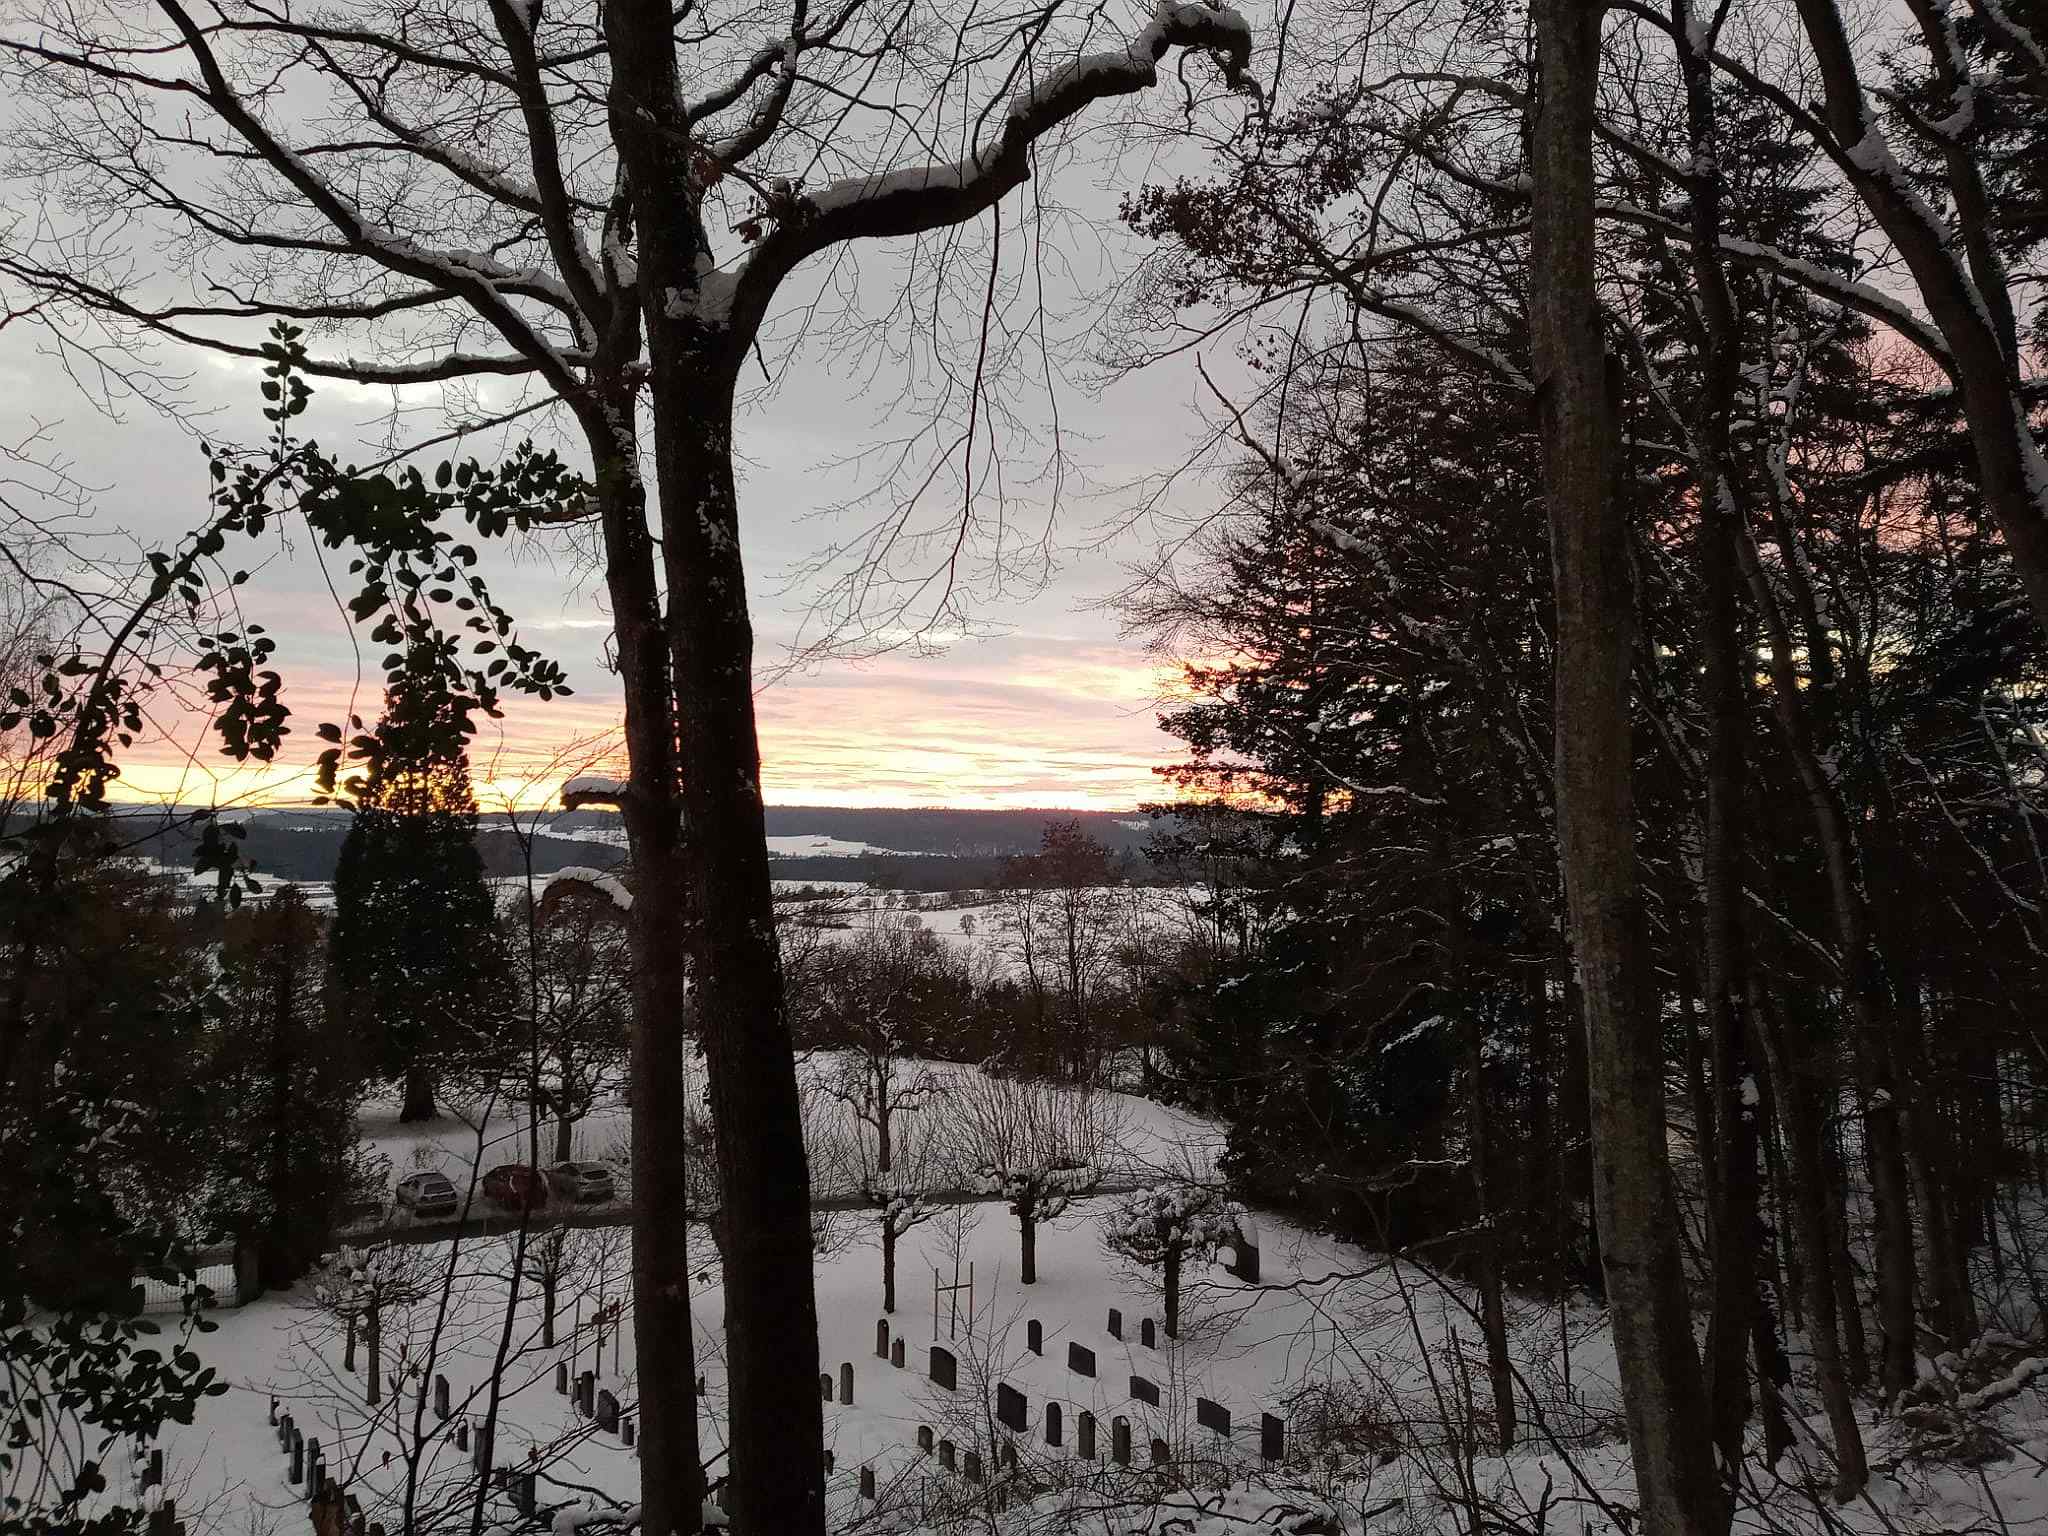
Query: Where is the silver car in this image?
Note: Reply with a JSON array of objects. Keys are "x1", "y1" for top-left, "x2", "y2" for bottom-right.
[
  {"x1": 394, "y1": 1171, "x2": 460, "y2": 1221},
  {"x1": 547, "y1": 1161, "x2": 616, "y2": 1204}
]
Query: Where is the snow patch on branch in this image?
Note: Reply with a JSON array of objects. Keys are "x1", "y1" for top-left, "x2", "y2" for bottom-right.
[{"x1": 545, "y1": 865, "x2": 633, "y2": 912}]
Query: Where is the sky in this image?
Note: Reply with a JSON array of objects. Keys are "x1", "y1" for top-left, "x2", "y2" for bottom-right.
[{"x1": 0, "y1": 231, "x2": 1236, "y2": 814}]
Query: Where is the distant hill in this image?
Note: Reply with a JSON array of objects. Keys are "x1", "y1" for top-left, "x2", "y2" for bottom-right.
[{"x1": 97, "y1": 803, "x2": 1173, "y2": 890}]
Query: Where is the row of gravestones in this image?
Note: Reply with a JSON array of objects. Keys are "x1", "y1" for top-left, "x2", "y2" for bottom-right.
[
  {"x1": 267, "y1": 1403, "x2": 380, "y2": 1534},
  {"x1": 914, "y1": 1412, "x2": 1168, "y2": 1472},
  {"x1": 553, "y1": 1360, "x2": 635, "y2": 1444},
  {"x1": 819, "y1": 1360, "x2": 857, "y2": 1406},
  {"x1": 990, "y1": 1374, "x2": 1284, "y2": 1458}
]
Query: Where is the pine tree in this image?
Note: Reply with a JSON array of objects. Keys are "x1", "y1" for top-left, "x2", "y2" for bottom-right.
[{"x1": 328, "y1": 659, "x2": 507, "y2": 1123}]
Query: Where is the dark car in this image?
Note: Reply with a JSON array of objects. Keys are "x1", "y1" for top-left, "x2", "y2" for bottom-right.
[
  {"x1": 547, "y1": 1161, "x2": 616, "y2": 1204},
  {"x1": 394, "y1": 1171, "x2": 459, "y2": 1222},
  {"x1": 482, "y1": 1164, "x2": 550, "y2": 1212}
]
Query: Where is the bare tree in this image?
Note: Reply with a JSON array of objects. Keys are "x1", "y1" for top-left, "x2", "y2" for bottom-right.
[{"x1": 948, "y1": 1072, "x2": 1124, "y2": 1285}]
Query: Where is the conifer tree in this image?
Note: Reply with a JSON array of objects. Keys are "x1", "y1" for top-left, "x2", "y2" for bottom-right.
[{"x1": 328, "y1": 653, "x2": 508, "y2": 1123}]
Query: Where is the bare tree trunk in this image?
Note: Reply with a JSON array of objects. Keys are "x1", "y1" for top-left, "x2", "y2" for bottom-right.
[
  {"x1": 555, "y1": 1115, "x2": 574, "y2": 1166},
  {"x1": 1529, "y1": 4, "x2": 1723, "y2": 1529},
  {"x1": 400, "y1": 1065, "x2": 435, "y2": 1123},
  {"x1": 1464, "y1": 1006, "x2": 1516, "y2": 1451},
  {"x1": 574, "y1": 390, "x2": 706, "y2": 1535},
  {"x1": 598, "y1": 44, "x2": 825, "y2": 1512},
  {"x1": 1164, "y1": 1247, "x2": 1182, "y2": 1341},
  {"x1": 1755, "y1": 984, "x2": 1868, "y2": 1499},
  {"x1": 366, "y1": 1302, "x2": 382, "y2": 1407},
  {"x1": 1021, "y1": 1209, "x2": 1039, "y2": 1286}
]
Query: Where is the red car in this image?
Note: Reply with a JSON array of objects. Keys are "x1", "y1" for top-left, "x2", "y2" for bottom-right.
[{"x1": 481, "y1": 1164, "x2": 551, "y2": 1212}]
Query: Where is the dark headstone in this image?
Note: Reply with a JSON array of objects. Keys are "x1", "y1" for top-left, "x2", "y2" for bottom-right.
[
  {"x1": 289, "y1": 1441, "x2": 303, "y2": 1485},
  {"x1": 517, "y1": 1471, "x2": 536, "y2": 1517},
  {"x1": 996, "y1": 1381, "x2": 1027, "y2": 1432},
  {"x1": 1067, "y1": 1341, "x2": 1095, "y2": 1377},
  {"x1": 840, "y1": 1362, "x2": 854, "y2": 1405},
  {"x1": 860, "y1": 1466, "x2": 876, "y2": 1501},
  {"x1": 1112, "y1": 1416, "x2": 1131, "y2": 1466},
  {"x1": 555, "y1": 1361, "x2": 569, "y2": 1395},
  {"x1": 1107, "y1": 1307, "x2": 1122, "y2": 1339},
  {"x1": 890, "y1": 1338, "x2": 904, "y2": 1369},
  {"x1": 1078, "y1": 1411, "x2": 1096, "y2": 1460},
  {"x1": 1027, "y1": 1319, "x2": 1042, "y2": 1355},
  {"x1": 876, "y1": 1319, "x2": 889, "y2": 1358},
  {"x1": 596, "y1": 1389, "x2": 620, "y2": 1434},
  {"x1": 1230, "y1": 1232, "x2": 1261, "y2": 1283},
  {"x1": 823, "y1": 1449, "x2": 835, "y2": 1475},
  {"x1": 434, "y1": 1374, "x2": 450, "y2": 1422},
  {"x1": 455, "y1": 1420, "x2": 469, "y2": 1452},
  {"x1": 269, "y1": 1396, "x2": 278, "y2": 1426},
  {"x1": 820, "y1": 1372, "x2": 833, "y2": 1400},
  {"x1": 1140, "y1": 1318, "x2": 1156, "y2": 1349},
  {"x1": 929, "y1": 1346, "x2": 957, "y2": 1391},
  {"x1": 1197, "y1": 1397, "x2": 1231, "y2": 1436},
  {"x1": 473, "y1": 1422, "x2": 493, "y2": 1473},
  {"x1": 964, "y1": 1450, "x2": 982, "y2": 1484},
  {"x1": 1130, "y1": 1374, "x2": 1160, "y2": 1407},
  {"x1": 1260, "y1": 1412, "x2": 1285, "y2": 1461},
  {"x1": 1151, "y1": 1438, "x2": 1170, "y2": 1466},
  {"x1": 622, "y1": 1416, "x2": 636, "y2": 1448},
  {"x1": 146, "y1": 1448, "x2": 162, "y2": 1489},
  {"x1": 918, "y1": 1425, "x2": 934, "y2": 1453},
  {"x1": 938, "y1": 1438, "x2": 955, "y2": 1472},
  {"x1": 307, "y1": 1438, "x2": 320, "y2": 1471},
  {"x1": 577, "y1": 1370, "x2": 596, "y2": 1417},
  {"x1": 1045, "y1": 1401, "x2": 1063, "y2": 1446}
]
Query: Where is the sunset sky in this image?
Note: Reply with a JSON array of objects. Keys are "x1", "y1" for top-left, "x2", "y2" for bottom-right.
[{"x1": 5, "y1": 275, "x2": 1234, "y2": 813}]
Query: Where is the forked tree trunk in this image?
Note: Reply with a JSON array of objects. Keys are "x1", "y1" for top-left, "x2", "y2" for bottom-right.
[{"x1": 1529, "y1": 4, "x2": 1723, "y2": 1530}]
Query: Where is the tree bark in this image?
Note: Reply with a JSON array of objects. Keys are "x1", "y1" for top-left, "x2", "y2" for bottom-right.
[
  {"x1": 1021, "y1": 1209, "x2": 1039, "y2": 1286},
  {"x1": 883, "y1": 1221, "x2": 898, "y2": 1315},
  {"x1": 1529, "y1": 3, "x2": 1724, "y2": 1530},
  {"x1": 1165, "y1": 1247, "x2": 1182, "y2": 1341},
  {"x1": 399, "y1": 1065, "x2": 436, "y2": 1123}
]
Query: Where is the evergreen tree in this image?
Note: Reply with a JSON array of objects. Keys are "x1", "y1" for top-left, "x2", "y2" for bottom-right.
[
  {"x1": 328, "y1": 655, "x2": 508, "y2": 1123},
  {"x1": 205, "y1": 884, "x2": 363, "y2": 1287}
]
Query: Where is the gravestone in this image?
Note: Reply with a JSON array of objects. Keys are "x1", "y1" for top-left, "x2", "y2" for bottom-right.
[
  {"x1": 455, "y1": 1421, "x2": 469, "y2": 1453},
  {"x1": 938, "y1": 1439, "x2": 955, "y2": 1472},
  {"x1": 596, "y1": 1389, "x2": 620, "y2": 1435},
  {"x1": 307, "y1": 1439, "x2": 320, "y2": 1474},
  {"x1": 1067, "y1": 1342, "x2": 1095, "y2": 1377},
  {"x1": 577, "y1": 1370, "x2": 596, "y2": 1417},
  {"x1": 517, "y1": 1472, "x2": 536, "y2": 1518},
  {"x1": 917, "y1": 1425, "x2": 934, "y2": 1454},
  {"x1": 823, "y1": 1449, "x2": 834, "y2": 1475},
  {"x1": 1107, "y1": 1307, "x2": 1122, "y2": 1339},
  {"x1": 963, "y1": 1450, "x2": 982, "y2": 1484},
  {"x1": 1151, "y1": 1438, "x2": 1170, "y2": 1467},
  {"x1": 1111, "y1": 1417, "x2": 1131, "y2": 1466},
  {"x1": 1130, "y1": 1374, "x2": 1160, "y2": 1407},
  {"x1": 1228, "y1": 1225, "x2": 1261, "y2": 1283},
  {"x1": 269, "y1": 1397, "x2": 278, "y2": 1426},
  {"x1": 820, "y1": 1373, "x2": 833, "y2": 1401},
  {"x1": 1077, "y1": 1411, "x2": 1096, "y2": 1460},
  {"x1": 289, "y1": 1441, "x2": 303, "y2": 1485},
  {"x1": 622, "y1": 1417, "x2": 636, "y2": 1449},
  {"x1": 876, "y1": 1319, "x2": 889, "y2": 1358},
  {"x1": 1045, "y1": 1402, "x2": 1062, "y2": 1447},
  {"x1": 890, "y1": 1338, "x2": 904, "y2": 1369},
  {"x1": 555, "y1": 1362, "x2": 569, "y2": 1395},
  {"x1": 1197, "y1": 1397, "x2": 1230, "y2": 1436},
  {"x1": 1140, "y1": 1318, "x2": 1156, "y2": 1349},
  {"x1": 473, "y1": 1423, "x2": 493, "y2": 1474},
  {"x1": 840, "y1": 1362, "x2": 854, "y2": 1405},
  {"x1": 1260, "y1": 1413, "x2": 1285, "y2": 1461},
  {"x1": 995, "y1": 1382, "x2": 1027, "y2": 1433},
  {"x1": 1027, "y1": 1319, "x2": 1042, "y2": 1355},
  {"x1": 434, "y1": 1375, "x2": 450, "y2": 1422},
  {"x1": 860, "y1": 1466, "x2": 876, "y2": 1501},
  {"x1": 929, "y1": 1346, "x2": 957, "y2": 1391}
]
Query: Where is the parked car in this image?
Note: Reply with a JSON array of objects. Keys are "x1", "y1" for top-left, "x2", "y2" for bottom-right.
[
  {"x1": 481, "y1": 1164, "x2": 550, "y2": 1212},
  {"x1": 394, "y1": 1171, "x2": 459, "y2": 1222},
  {"x1": 547, "y1": 1161, "x2": 616, "y2": 1204}
]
